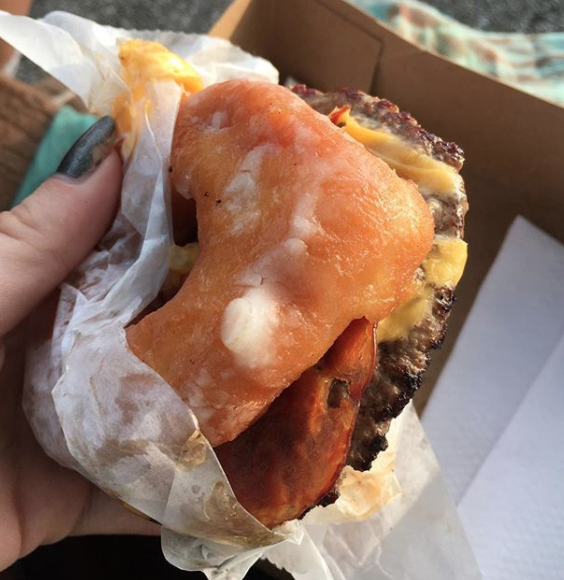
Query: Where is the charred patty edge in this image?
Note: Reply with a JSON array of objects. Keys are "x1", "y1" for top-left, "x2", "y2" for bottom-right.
[
  {"x1": 292, "y1": 84, "x2": 465, "y2": 171},
  {"x1": 293, "y1": 85, "x2": 467, "y2": 476}
]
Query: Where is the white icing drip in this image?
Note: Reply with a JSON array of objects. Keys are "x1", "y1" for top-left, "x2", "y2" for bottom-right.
[
  {"x1": 175, "y1": 173, "x2": 192, "y2": 199},
  {"x1": 281, "y1": 237, "x2": 307, "y2": 257},
  {"x1": 292, "y1": 122, "x2": 315, "y2": 151},
  {"x1": 224, "y1": 172, "x2": 258, "y2": 214},
  {"x1": 195, "y1": 367, "x2": 211, "y2": 388},
  {"x1": 237, "y1": 238, "x2": 306, "y2": 289},
  {"x1": 210, "y1": 110, "x2": 227, "y2": 130},
  {"x1": 290, "y1": 192, "x2": 321, "y2": 239},
  {"x1": 219, "y1": 137, "x2": 327, "y2": 370},
  {"x1": 237, "y1": 271, "x2": 263, "y2": 287},
  {"x1": 221, "y1": 286, "x2": 279, "y2": 369},
  {"x1": 223, "y1": 145, "x2": 271, "y2": 235}
]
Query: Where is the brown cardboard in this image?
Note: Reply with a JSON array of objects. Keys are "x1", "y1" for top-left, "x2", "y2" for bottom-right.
[
  {"x1": 0, "y1": 0, "x2": 32, "y2": 69},
  {"x1": 211, "y1": 0, "x2": 564, "y2": 409},
  {"x1": 0, "y1": 74, "x2": 57, "y2": 210}
]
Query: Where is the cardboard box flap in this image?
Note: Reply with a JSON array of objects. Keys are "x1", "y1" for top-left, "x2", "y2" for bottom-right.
[
  {"x1": 211, "y1": 0, "x2": 564, "y2": 404},
  {"x1": 211, "y1": 0, "x2": 384, "y2": 91},
  {"x1": 211, "y1": 0, "x2": 564, "y2": 237}
]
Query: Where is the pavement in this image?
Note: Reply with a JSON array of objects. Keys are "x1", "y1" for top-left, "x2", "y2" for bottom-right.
[
  {"x1": 426, "y1": 0, "x2": 563, "y2": 32},
  {"x1": 29, "y1": 0, "x2": 233, "y2": 33}
]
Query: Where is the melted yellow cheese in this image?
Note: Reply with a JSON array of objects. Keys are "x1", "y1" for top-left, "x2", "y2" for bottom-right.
[
  {"x1": 113, "y1": 39, "x2": 203, "y2": 156},
  {"x1": 329, "y1": 106, "x2": 467, "y2": 342},
  {"x1": 377, "y1": 239, "x2": 467, "y2": 343},
  {"x1": 424, "y1": 238, "x2": 468, "y2": 288},
  {"x1": 333, "y1": 108, "x2": 460, "y2": 196},
  {"x1": 377, "y1": 284, "x2": 433, "y2": 343},
  {"x1": 161, "y1": 242, "x2": 199, "y2": 299},
  {"x1": 168, "y1": 242, "x2": 199, "y2": 275},
  {"x1": 118, "y1": 39, "x2": 203, "y2": 97}
]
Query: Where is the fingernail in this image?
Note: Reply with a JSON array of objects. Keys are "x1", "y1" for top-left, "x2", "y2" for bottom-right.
[{"x1": 57, "y1": 116, "x2": 116, "y2": 179}]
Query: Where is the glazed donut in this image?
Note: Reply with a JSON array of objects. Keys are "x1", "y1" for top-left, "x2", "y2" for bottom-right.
[{"x1": 126, "y1": 79, "x2": 433, "y2": 448}]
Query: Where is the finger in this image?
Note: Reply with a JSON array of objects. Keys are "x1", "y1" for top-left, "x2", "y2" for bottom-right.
[
  {"x1": 0, "y1": 117, "x2": 120, "y2": 336},
  {"x1": 72, "y1": 488, "x2": 161, "y2": 538}
]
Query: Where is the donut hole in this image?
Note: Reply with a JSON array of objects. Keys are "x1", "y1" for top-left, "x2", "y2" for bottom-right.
[
  {"x1": 128, "y1": 186, "x2": 199, "y2": 326},
  {"x1": 159, "y1": 186, "x2": 201, "y2": 303},
  {"x1": 171, "y1": 185, "x2": 198, "y2": 246}
]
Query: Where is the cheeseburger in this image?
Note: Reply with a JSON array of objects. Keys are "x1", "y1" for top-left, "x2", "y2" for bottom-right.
[{"x1": 117, "y1": 40, "x2": 468, "y2": 529}]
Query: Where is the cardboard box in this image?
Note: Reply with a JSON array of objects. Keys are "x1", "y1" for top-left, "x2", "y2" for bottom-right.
[{"x1": 211, "y1": 0, "x2": 564, "y2": 410}]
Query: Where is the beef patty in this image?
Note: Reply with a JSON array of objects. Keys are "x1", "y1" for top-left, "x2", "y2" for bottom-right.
[{"x1": 293, "y1": 85, "x2": 468, "y2": 473}]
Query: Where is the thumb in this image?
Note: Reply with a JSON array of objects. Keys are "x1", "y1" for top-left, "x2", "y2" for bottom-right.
[{"x1": 0, "y1": 117, "x2": 120, "y2": 336}]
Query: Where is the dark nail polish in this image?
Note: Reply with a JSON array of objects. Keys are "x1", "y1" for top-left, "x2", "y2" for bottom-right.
[{"x1": 57, "y1": 116, "x2": 116, "y2": 179}]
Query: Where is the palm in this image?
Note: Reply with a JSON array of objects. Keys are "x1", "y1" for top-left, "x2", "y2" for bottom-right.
[
  {"x1": 0, "y1": 148, "x2": 156, "y2": 572},
  {"x1": 0, "y1": 320, "x2": 157, "y2": 570}
]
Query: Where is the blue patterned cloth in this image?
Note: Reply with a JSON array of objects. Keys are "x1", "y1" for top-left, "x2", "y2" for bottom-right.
[
  {"x1": 353, "y1": 0, "x2": 564, "y2": 104},
  {"x1": 12, "y1": 106, "x2": 96, "y2": 206}
]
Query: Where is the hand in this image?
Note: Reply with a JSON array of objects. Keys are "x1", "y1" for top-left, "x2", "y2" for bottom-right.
[{"x1": 0, "y1": 118, "x2": 159, "y2": 572}]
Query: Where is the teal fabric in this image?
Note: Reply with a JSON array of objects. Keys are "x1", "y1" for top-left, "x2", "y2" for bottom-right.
[
  {"x1": 11, "y1": 106, "x2": 97, "y2": 207},
  {"x1": 352, "y1": 0, "x2": 564, "y2": 105}
]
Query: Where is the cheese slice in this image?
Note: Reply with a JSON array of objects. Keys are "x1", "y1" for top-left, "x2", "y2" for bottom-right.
[
  {"x1": 425, "y1": 238, "x2": 468, "y2": 288},
  {"x1": 377, "y1": 284, "x2": 433, "y2": 343},
  {"x1": 329, "y1": 106, "x2": 467, "y2": 343},
  {"x1": 334, "y1": 107, "x2": 462, "y2": 196},
  {"x1": 161, "y1": 242, "x2": 199, "y2": 299},
  {"x1": 377, "y1": 239, "x2": 468, "y2": 342},
  {"x1": 113, "y1": 39, "x2": 203, "y2": 156}
]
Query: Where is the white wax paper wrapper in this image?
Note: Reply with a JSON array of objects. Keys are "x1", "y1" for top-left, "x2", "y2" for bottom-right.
[
  {"x1": 0, "y1": 10, "x2": 480, "y2": 580},
  {"x1": 291, "y1": 404, "x2": 482, "y2": 580}
]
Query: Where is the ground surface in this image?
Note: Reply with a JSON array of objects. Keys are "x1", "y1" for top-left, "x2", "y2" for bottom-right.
[{"x1": 28, "y1": 0, "x2": 564, "y2": 32}]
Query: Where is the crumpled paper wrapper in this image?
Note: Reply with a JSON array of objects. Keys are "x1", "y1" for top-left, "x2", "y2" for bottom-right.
[{"x1": 0, "y1": 10, "x2": 481, "y2": 580}]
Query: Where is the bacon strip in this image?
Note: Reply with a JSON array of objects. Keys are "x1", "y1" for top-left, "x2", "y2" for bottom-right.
[{"x1": 215, "y1": 318, "x2": 376, "y2": 528}]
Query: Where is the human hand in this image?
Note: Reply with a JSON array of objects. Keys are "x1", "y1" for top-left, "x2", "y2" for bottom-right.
[{"x1": 0, "y1": 118, "x2": 159, "y2": 572}]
